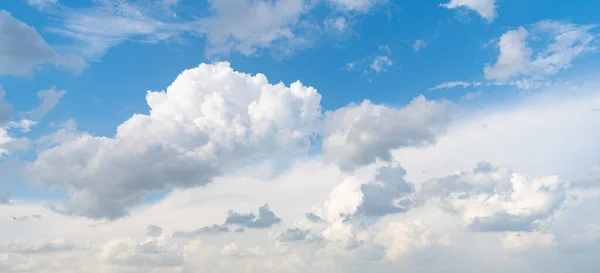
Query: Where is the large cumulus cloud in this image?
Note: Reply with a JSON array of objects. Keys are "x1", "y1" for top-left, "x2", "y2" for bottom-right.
[
  {"x1": 26, "y1": 62, "x2": 323, "y2": 220},
  {"x1": 25, "y1": 62, "x2": 452, "y2": 220}
]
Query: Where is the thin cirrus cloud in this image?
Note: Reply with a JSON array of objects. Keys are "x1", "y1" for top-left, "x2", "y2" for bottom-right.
[{"x1": 8, "y1": 0, "x2": 387, "y2": 76}]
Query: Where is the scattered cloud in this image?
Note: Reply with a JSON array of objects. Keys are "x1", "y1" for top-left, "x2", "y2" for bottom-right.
[
  {"x1": 441, "y1": 0, "x2": 498, "y2": 21},
  {"x1": 413, "y1": 39, "x2": 428, "y2": 52},
  {"x1": 28, "y1": 87, "x2": 66, "y2": 120},
  {"x1": 277, "y1": 228, "x2": 310, "y2": 242},
  {"x1": 198, "y1": 0, "x2": 318, "y2": 57},
  {"x1": 45, "y1": 0, "x2": 193, "y2": 65},
  {"x1": 26, "y1": 0, "x2": 58, "y2": 10},
  {"x1": 485, "y1": 21, "x2": 598, "y2": 87},
  {"x1": 345, "y1": 45, "x2": 395, "y2": 77},
  {"x1": 327, "y1": 0, "x2": 386, "y2": 13},
  {"x1": 0, "y1": 10, "x2": 56, "y2": 76},
  {"x1": 429, "y1": 81, "x2": 482, "y2": 90},
  {"x1": 460, "y1": 91, "x2": 482, "y2": 101},
  {"x1": 224, "y1": 204, "x2": 282, "y2": 229},
  {"x1": 370, "y1": 55, "x2": 393, "y2": 73}
]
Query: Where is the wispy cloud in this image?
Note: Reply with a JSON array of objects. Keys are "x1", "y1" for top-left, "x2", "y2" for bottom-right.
[
  {"x1": 429, "y1": 81, "x2": 482, "y2": 91},
  {"x1": 413, "y1": 39, "x2": 428, "y2": 52}
]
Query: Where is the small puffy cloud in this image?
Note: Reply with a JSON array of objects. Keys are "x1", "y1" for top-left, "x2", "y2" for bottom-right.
[
  {"x1": 370, "y1": 55, "x2": 393, "y2": 73},
  {"x1": 305, "y1": 212, "x2": 324, "y2": 223},
  {"x1": 147, "y1": 225, "x2": 163, "y2": 237},
  {"x1": 441, "y1": 0, "x2": 498, "y2": 21},
  {"x1": 224, "y1": 204, "x2": 282, "y2": 229},
  {"x1": 0, "y1": 11, "x2": 56, "y2": 76},
  {"x1": 277, "y1": 228, "x2": 309, "y2": 242},
  {"x1": 29, "y1": 87, "x2": 66, "y2": 120},
  {"x1": 484, "y1": 27, "x2": 532, "y2": 81},
  {"x1": 322, "y1": 95, "x2": 453, "y2": 170},
  {"x1": 26, "y1": 62, "x2": 323, "y2": 220},
  {"x1": 485, "y1": 21, "x2": 598, "y2": 87},
  {"x1": 173, "y1": 224, "x2": 230, "y2": 238},
  {"x1": 413, "y1": 39, "x2": 428, "y2": 52},
  {"x1": 421, "y1": 162, "x2": 568, "y2": 232}
]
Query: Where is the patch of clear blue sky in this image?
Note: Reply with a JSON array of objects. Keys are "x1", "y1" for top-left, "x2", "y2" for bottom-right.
[{"x1": 1, "y1": 0, "x2": 599, "y2": 203}]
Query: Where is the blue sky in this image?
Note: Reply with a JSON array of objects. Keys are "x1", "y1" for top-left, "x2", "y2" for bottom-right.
[{"x1": 1, "y1": 0, "x2": 600, "y2": 272}]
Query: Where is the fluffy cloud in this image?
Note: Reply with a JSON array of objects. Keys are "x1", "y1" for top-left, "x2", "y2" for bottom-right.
[
  {"x1": 374, "y1": 220, "x2": 432, "y2": 260},
  {"x1": 26, "y1": 62, "x2": 323, "y2": 220},
  {"x1": 224, "y1": 204, "x2": 282, "y2": 229},
  {"x1": 421, "y1": 162, "x2": 567, "y2": 232},
  {"x1": 0, "y1": 10, "x2": 56, "y2": 76},
  {"x1": 322, "y1": 96, "x2": 452, "y2": 170},
  {"x1": 199, "y1": 0, "x2": 317, "y2": 57},
  {"x1": 441, "y1": 0, "x2": 498, "y2": 21},
  {"x1": 485, "y1": 21, "x2": 598, "y2": 86},
  {"x1": 413, "y1": 39, "x2": 428, "y2": 52}
]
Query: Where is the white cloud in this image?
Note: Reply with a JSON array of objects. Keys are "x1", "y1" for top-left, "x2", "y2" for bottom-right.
[
  {"x1": 441, "y1": 0, "x2": 498, "y2": 21},
  {"x1": 327, "y1": 0, "x2": 385, "y2": 13},
  {"x1": 460, "y1": 91, "x2": 482, "y2": 101},
  {"x1": 413, "y1": 39, "x2": 428, "y2": 52},
  {"x1": 429, "y1": 81, "x2": 482, "y2": 90},
  {"x1": 346, "y1": 45, "x2": 395, "y2": 76},
  {"x1": 374, "y1": 220, "x2": 432, "y2": 260},
  {"x1": 0, "y1": 11, "x2": 56, "y2": 76},
  {"x1": 322, "y1": 95, "x2": 453, "y2": 170},
  {"x1": 198, "y1": 0, "x2": 317, "y2": 57},
  {"x1": 484, "y1": 21, "x2": 598, "y2": 86},
  {"x1": 484, "y1": 27, "x2": 532, "y2": 81},
  {"x1": 370, "y1": 55, "x2": 393, "y2": 73},
  {"x1": 26, "y1": 62, "x2": 323, "y2": 220},
  {"x1": 421, "y1": 162, "x2": 567, "y2": 232},
  {"x1": 46, "y1": 1, "x2": 192, "y2": 64},
  {"x1": 3, "y1": 58, "x2": 600, "y2": 273},
  {"x1": 29, "y1": 87, "x2": 66, "y2": 120},
  {"x1": 26, "y1": 0, "x2": 58, "y2": 10}
]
